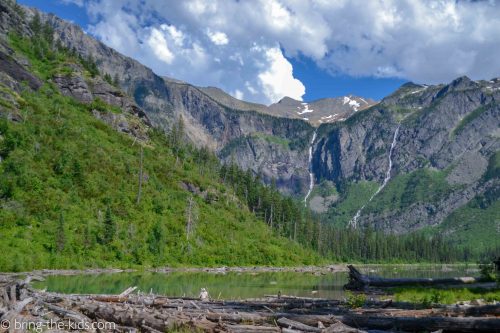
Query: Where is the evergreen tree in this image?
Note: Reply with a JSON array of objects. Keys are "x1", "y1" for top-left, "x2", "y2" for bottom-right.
[
  {"x1": 30, "y1": 12, "x2": 42, "y2": 35},
  {"x1": 148, "y1": 220, "x2": 165, "y2": 257},
  {"x1": 56, "y1": 213, "x2": 65, "y2": 252},
  {"x1": 103, "y1": 207, "x2": 115, "y2": 244}
]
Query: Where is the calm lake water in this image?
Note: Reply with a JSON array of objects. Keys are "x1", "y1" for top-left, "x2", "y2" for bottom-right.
[{"x1": 32, "y1": 265, "x2": 478, "y2": 300}]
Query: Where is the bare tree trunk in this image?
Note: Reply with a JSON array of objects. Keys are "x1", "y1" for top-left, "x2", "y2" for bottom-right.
[
  {"x1": 294, "y1": 220, "x2": 297, "y2": 242},
  {"x1": 136, "y1": 146, "x2": 143, "y2": 205},
  {"x1": 185, "y1": 196, "x2": 198, "y2": 241},
  {"x1": 270, "y1": 204, "x2": 273, "y2": 228}
]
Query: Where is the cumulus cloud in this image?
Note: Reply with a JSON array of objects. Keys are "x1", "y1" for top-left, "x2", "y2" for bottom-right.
[
  {"x1": 207, "y1": 30, "x2": 229, "y2": 45},
  {"x1": 258, "y1": 47, "x2": 305, "y2": 102},
  {"x1": 147, "y1": 28, "x2": 174, "y2": 64},
  {"x1": 76, "y1": 0, "x2": 500, "y2": 104}
]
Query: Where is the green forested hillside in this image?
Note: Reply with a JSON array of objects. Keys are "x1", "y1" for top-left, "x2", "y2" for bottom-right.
[
  {"x1": 0, "y1": 83, "x2": 323, "y2": 271},
  {"x1": 0, "y1": 18, "x2": 495, "y2": 272},
  {"x1": 0, "y1": 27, "x2": 323, "y2": 271}
]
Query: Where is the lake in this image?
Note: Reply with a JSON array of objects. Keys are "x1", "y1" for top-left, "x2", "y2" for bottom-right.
[{"x1": 32, "y1": 265, "x2": 478, "y2": 300}]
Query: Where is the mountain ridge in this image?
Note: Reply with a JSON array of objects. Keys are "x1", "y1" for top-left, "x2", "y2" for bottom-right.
[{"x1": 1, "y1": 2, "x2": 498, "y2": 250}]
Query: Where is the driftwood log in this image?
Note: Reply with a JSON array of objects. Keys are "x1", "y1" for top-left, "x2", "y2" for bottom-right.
[
  {"x1": 1, "y1": 273, "x2": 499, "y2": 332},
  {"x1": 344, "y1": 265, "x2": 488, "y2": 290}
]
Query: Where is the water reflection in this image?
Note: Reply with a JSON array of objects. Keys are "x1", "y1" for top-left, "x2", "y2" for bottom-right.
[{"x1": 33, "y1": 265, "x2": 475, "y2": 300}]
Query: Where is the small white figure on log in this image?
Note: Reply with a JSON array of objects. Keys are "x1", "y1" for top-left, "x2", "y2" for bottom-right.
[{"x1": 199, "y1": 288, "x2": 209, "y2": 301}]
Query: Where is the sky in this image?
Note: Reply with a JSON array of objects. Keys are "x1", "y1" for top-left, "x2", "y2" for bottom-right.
[{"x1": 18, "y1": 0, "x2": 500, "y2": 105}]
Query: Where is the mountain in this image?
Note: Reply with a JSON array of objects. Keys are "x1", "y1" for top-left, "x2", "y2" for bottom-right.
[
  {"x1": 268, "y1": 95, "x2": 376, "y2": 126},
  {"x1": 199, "y1": 86, "x2": 377, "y2": 126},
  {"x1": 311, "y1": 77, "x2": 499, "y2": 248},
  {"x1": 0, "y1": 2, "x2": 322, "y2": 270},
  {"x1": 1, "y1": 1, "x2": 498, "y2": 253}
]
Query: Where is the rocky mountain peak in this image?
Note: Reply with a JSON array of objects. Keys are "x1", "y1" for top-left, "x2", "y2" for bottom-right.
[{"x1": 449, "y1": 75, "x2": 478, "y2": 90}]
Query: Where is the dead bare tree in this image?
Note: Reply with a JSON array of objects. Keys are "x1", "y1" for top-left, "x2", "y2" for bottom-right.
[{"x1": 185, "y1": 196, "x2": 198, "y2": 241}]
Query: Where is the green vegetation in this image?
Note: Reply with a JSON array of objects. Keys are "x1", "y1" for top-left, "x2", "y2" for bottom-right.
[
  {"x1": 451, "y1": 103, "x2": 494, "y2": 137},
  {"x1": 251, "y1": 132, "x2": 290, "y2": 148},
  {"x1": 432, "y1": 198, "x2": 500, "y2": 252},
  {"x1": 0, "y1": 84, "x2": 321, "y2": 271},
  {"x1": 0, "y1": 30, "x2": 321, "y2": 271},
  {"x1": 392, "y1": 287, "x2": 500, "y2": 306},
  {"x1": 325, "y1": 181, "x2": 378, "y2": 227},
  {"x1": 364, "y1": 168, "x2": 453, "y2": 215},
  {"x1": 0, "y1": 13, "x2": 495, "y2": 272},
  {"x1": 345, "y1": 291, "x2": 366, "y2": 308},
  {"x1": 484, "y1": 151, "x2": 500, "y2": 181}
]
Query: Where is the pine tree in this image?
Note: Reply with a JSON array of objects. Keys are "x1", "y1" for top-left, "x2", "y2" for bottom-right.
[
  {"x1": 30, "y1": 12, "x2": 42, "y2": 35},
  {"x1": 103, "y1": 207, "x2": 115, "y2": 244},
  {"x1": 148, "y1": 220, "x2": 165, "y2": 256},
  {"x1": 56, "y1": 213, "x2": 65, "y2": 252}
]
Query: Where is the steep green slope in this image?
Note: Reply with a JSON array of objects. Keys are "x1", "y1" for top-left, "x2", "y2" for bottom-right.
[{"x1": 0, "y1": 34, "x2": 319, "y2": 271}]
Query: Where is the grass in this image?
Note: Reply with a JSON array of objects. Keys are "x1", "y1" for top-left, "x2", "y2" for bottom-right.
[
  {"x1": 251, "y1": 132, "x2": 290, "y2": 148},
  {"x1": 392, "y1": 286, "x2": 500, "y2": 306},
  {"x1": 364, "y1": 168, "x2": 453, "y2": 215},
  {"x1": 325, "y1": 180, "x2": 378, "y2": 227},
  {"x1": 427, "y1": 197, "x2": 500, "y2": 252}
]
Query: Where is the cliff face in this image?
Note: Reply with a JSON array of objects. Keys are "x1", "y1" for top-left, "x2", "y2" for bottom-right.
[
  {"x1": 312, "y1": 78, "x2": 499, "y2": 233},
  {"x1": 2, "y1": 2, "x2": 498, "y2": 239},
  {"x1": 19, "y1": 7, "x2": 314, "y2": 195}
]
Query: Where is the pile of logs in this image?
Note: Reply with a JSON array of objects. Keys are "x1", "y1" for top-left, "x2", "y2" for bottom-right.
[{"x1": 1, "y1": 274, "x2": 499, "y2": 332}]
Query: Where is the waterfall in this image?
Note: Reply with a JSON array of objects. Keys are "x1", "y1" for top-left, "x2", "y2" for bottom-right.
[
  {"x1": 348, "y1": 124, "x2": 401, "y2": 228},
  {"x1": 304, "y1": 130, "x2": 317, "y2": 206}
]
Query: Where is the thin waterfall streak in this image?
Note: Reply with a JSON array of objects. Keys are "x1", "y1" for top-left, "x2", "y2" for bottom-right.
[
  {"x1": 304, "y1": 131, "x2": 317, "y2": 206},
  {"x1": 348, "y1": 124, "x2": 401, "y2": 228}
]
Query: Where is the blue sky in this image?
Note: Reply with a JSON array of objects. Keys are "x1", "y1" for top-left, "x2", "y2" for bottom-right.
[{"x1": 18, "y1": 0, "x2": 500, "y2": 105}]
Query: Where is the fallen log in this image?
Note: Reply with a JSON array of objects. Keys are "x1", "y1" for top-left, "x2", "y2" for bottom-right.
[
  {"x1": 323, "y1": 321, "x2": 367, "y2": 333},
  {"x1": 223, "y1": 324, "x2": 280, "y2": 333},
  {"x1": 277, "y1": 317, "x2": 322, "y2": 332},
  {"x1": 342, "y1": 313, "x2": 500, "y2": 333},
  {"x1": 345, "y1": 265, "x2": 487, "y2": 290}
]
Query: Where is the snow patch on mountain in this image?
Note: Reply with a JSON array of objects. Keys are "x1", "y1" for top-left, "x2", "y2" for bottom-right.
[
  {"x1": 297, "y1": 103, "x2": 314, "y2": 115},
  {"x1": 343, "y1": 96, "x2": 361, "y2": 111}
]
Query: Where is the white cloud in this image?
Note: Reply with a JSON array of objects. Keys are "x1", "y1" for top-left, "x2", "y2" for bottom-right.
[
  {"x1": 77, "y1": 0, "x2": 500, "y2": 103},
  {"x1": 258, "y1": 47, "x2": 305, "y2": 102},
  {"x1": 161, "y1": 24, "x2": 184, "y2": 46},
  {"x1": 207, "y1": 30, "x2": 229, "y2": 45},
  {"x1": 232, "y1": 89, "x2": 244, "y2": 100},
  {"x1": 59, "y1": 0, "x2": 84, "y2": 6},
  {"x1": 147, "y1": 28, "x2": 174, "y2": 64}
]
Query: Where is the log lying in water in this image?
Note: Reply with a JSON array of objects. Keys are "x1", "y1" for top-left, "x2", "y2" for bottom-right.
[
  {"x1": 343, "y1": 313, "x2": 500, "y2": 333},
  {"x1": 344, "y1": 265, "x2": 487, "y2": 290}
]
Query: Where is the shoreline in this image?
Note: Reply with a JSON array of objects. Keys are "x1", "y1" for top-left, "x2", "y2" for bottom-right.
[
  {"x1": 0, "y1": 265, "x2": 347, "y2": 278},
  {"x1": 0, "y1": 262, "x2": 478, "y2": 278}
]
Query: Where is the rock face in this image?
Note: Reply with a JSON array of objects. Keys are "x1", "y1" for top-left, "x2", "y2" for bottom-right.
[
  {"x1": 24, "y1": 7, "x2": 314, "y2": 195},
  {"x1": 268, "y1": 95, "x2": 376, "y2": 126},
  {"x1": 312, "y1": 78, "x2": 500, "y2": 232},
  {"x1": 1, "y1": 2, "x2": 498, "y2": 236},
  {"x1": 200, "y1": 87, "x2": 377, "y2": 126}
]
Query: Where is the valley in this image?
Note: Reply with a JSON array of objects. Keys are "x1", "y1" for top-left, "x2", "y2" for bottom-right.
[{"x1": 0, "y1": 0, "x2": 498, "y2": 272}]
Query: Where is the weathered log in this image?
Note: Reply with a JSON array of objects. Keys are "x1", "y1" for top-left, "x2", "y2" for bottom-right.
[
  {"x1": 277, "y1": 317, "x2": 322, "y2": 332},
  {"x1": 223, "y1": 324, "x2": 280, "y2": 333},
  {"x1": 342, "y1": 313, "x2": 500, "y2": 332},
  {"x1": 118, "y1": 286, "x2": 137, "y2": 297},
  {"x1": 345, "y1": 265, "x2": 487, "y2": 290},
  {"x1": 205, "y1": 312, "x2": 271, "y2": 324},
  {"x1": 323, "y1": 321, "x2": 367, "y2": 333},
  {"x1": 281, "y1": 329, "x2": 303, "y2": 333},
  {"x1": 277, "y1": 314, "x2": 340, "y2": 326}
]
